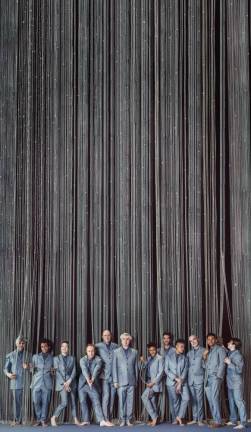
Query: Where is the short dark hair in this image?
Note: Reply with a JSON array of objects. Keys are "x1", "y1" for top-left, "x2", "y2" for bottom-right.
[
  {"x1": 147, "y1": 342, "x2": 157, "y2": 349},
  {"x1": 163, "y1": 331, "x2": 173, "y2": 339},
  {"x1": 40, "y1": 338, "x2": 52, "y2": 351},
  {"x1": 230, "y1": 338, "x2": 242, "y2": 350},
  {"x1": 175, "y1": 339, "x2": 185, "y2": 346},
  {"x1": 207, "y1": 332, "x2": 217, "y2": 339}
]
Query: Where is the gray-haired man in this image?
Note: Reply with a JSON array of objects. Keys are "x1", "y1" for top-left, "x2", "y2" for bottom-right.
[
  {"x1": 112, "y1": 333, "x2": 138, "y2": 426},
  {"x1": 187, "y1": 335, "x2": 205, "y2": 426}
]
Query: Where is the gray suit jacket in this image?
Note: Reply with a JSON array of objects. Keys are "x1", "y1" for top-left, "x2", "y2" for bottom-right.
[
  {"x1": 30, "y1": 353, "x2": 53, "y2": 390},
  {"x1": 4, "y1": 350, "x2": 31, "y2": 390},
  {"x1": 78, "y1": 355, "x2": 102, "y2": 391},
  {"x1": 159, "y1": 346, "x2": 176, "y2": 358},
  {"x1": 95, "y1": 342, "x2": 118, "y2": 382},
  {"x1": 112, "y1": 347, "x2": 138, "y2": 386},
  {"x1": 141, "y1": 354, "x2": 164, "y2": 392},
  {"x1": 226, "y1": 350, "x2": 244, "y2": 389},
  {"x1": 164, "y1": 351, "x2": 188, "y2": 387},
  {"x1": 53, "y1": 355, "x2": 77, "y2": 391},
  {"x1": 187, "y1": 346, "x2": 205, "y2": 386},
  {"x1": 204, "y1": 345, "x2": 226, "y2": 383}
]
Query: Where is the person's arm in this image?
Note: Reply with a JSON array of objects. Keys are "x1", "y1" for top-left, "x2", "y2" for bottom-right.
[
  {"x1": 80, "y1": 358, "x2": 90, "y2": 381},
  {"x1": 3, "y1": 354, "x2": 16, "y2": 380},
  {"x1": 152, "y1": 356, "x2": 164, "y2": 384},
  {"x1": 135, "y1": 351, "x2": 139, "y2": 383},
  {"x1": 180, "y1": 356, "x2": 188, "y2": 382},
  {"x1": 217, "y1": 348, "x2": 226, "y2": 379},
  {"x1": 225, "y1": 352, "x2": 244, "y2": 374},
  {"x1": 68, "y1": 357, "x2": 76, "y2": 383},
  {"x1": 92, "y1": 357, "x2": 102, "y2": 382},
  {"x1": 112, "y1": 351, "x2": 119, "y2": 387}
]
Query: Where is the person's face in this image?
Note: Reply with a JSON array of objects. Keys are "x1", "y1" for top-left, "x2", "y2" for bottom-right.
[
  {"x1": 207, "y1": 336, "x2": 216, "y2": 348},
  {"x1": 61, "y1": 343, "x2": 69, "y2": 356},
  {"x1": 227, "y1": 340, "x2": 235, "y2": 351},
  {"x1": 16, "y1": 340, "x2": 25, "y2": 351},
  {"x1": 189, "y1": 336, "x2": 199, "y2": 348},
  {"x1": 163, "y1": 335, "x2": 171, "y2": 347},
  {"x1": 148, "y1": 346, "x2": 157, "y2": 358},
  {"x1": 121, "y1": 336, "x2": 131, "y2": 349},
  {"x1": 41, "y1": 343, "x2": 49, "y2": 354},
  {"x1": 176, "y1": 342, "x2": 185, "y2": 354},
  {"x1": 86, "y1": 346, "x2": 95, "y2": 359},
  {"x1": 102, "y1": 330, "x2": 112, "y2": 345}
]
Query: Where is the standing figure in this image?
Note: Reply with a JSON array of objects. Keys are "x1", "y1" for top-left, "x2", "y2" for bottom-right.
[
  {"x1": 203, "y1": 333, "x2": 226, "y2": 428},
  {"x1": 187, "y1": 335, "x2": 205, "y2": 426},
  {"x1": 30, "y1": 339, "x2": 53, "y2": 427},
  {"x1": 51, "y1": 340, "x2": 80, "y2": 427},
  {"x1": 165, "y1": 339, "x2": 190, "y2": 426},
  {"x1": 78, "y1": 344, "x2": 113, "y2": 427},
  {"x1": 112, "y1": 333, "x2": 138, "y2": 426},
  {"x1": 95, "y1": 330, "x2": 118, "y2": 421},
  {"x1": 3, "y1": 336, "x2": 31, "y2": 426},
  {"x1": 159, "y1": 331, "x2": 176, "y2": 421},
  {"x1": 224, "y1": 338, "x2": 247, "y2": 430},
  {"x1": 140, "y1": 342, "x2": 164, "y2": 426}
]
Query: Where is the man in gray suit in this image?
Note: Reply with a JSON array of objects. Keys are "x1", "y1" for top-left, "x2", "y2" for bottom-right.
[
  {"x1": 113, "y1": 332, "x2": 139, "y2": 426},
  {"x1": 78, "y1": 344, "x2": 113, "y2": 427},
  {"x1": 224, "y1": 338, "x2": 247, "y2": 430},
  {"x1": 95, "y1": 330, "x2": 118, "y2": 421},
  {"x1": 164, "y1": 339, "x2": 190, "y2": 426},
  {"x1": 187, "y1": 335, "x2": 205, "y2": 426},
  {"x1": 3, "y1": 336, "x2": 31, "y2": 426},
  {"x1": 203, "y1": 333, "x2": 226, "y2": 428},
  {"x1": 30, "y1": 339, "x2": 53, "y2": 427},
  {"x1": 51, "y1": 340, "x2": 80, "y2": 427},
  {"x1": 140, "y1": 342, "x2": 164, "y2": 426},
  {"x1": 159, "y1": 331, "x2": 176, "y2": 421}
]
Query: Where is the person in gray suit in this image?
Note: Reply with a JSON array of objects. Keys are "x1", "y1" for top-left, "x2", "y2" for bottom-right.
[
  {"x1": 51, "y1": 340, "x2": 80, "y2": 427},
  {"x1": 3, "y1": 336, "x2": 31, "y2": 426},
  {"x1": 203, "y1": 333, "x2": 226, "y2": 428},
  {"x1": 159, "y1": 331, "x2": 176, "y2": 421},
  {"x1": 164, "y1": 339, "x2": 190, "y2": 426},
  {"x1": 30, "y1": 339, "x2": 53, "y2": 427},
  {"x1": 113, "y1": 332, "x2": 139, "y2": 426},
  {"x1": 140, "y1": 342, "x2": 164, "y2": 426},
  {"x1": 95, "y1": 330, "x2": 118, "y2": 421},
  {"x1": 224, "y1": 338, "x2": 247, "y2": 430},
  {"x1": 187, "y1": 335, "x2": 205, "y2": 426},
  {"x1": 78, "y1": 344, "x2": 113, "y2": 426}
]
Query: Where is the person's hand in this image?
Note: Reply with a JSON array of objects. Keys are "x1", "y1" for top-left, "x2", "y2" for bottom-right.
[
  {"x1": 22, "y1": 362, "x2": 29, "y2": 369},
  {"x1": 224, "y1": 357, "x2": 231, "y2": 365},
  {"x1": 140, "y1": 356, "x2": 145, "y2": 363},
  {"x1": 114, "y1": 383, "x2": 119, "y2": 389},
  {"x1": 7, "y1": 373, "x2": 16, "y2": 380},
  {"x1": 175, "y1": 377, "x2": 182, "y2": 384},
  {"x1": 146, "y1": 382, "x2": 154, "y2": 388},
  {"x1": 203, "y1": 349, "x2": 209, "y2": 360},
  {"x1": 63, "y1": 380, "x2": 71, "y2": 391}
]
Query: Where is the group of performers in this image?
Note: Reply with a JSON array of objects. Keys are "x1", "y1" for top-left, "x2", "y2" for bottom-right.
[{"x1": 4, "y1": 331, "x2": 247, "y2": 428}]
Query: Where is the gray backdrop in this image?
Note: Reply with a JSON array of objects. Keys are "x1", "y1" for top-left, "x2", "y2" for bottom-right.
[{"x1": 0, "y1": 0, "x2": 251, "y2": 422}]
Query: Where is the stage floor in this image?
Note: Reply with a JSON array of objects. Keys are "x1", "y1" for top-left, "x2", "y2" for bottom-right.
[{"x1": 0, "y1": 424, "x2": 250, "y2": 432}]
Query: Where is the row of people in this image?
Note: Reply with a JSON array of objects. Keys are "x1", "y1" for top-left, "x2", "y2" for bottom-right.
[{"x1": 3, "y1": 331, "x2": 247, "y2": 428}]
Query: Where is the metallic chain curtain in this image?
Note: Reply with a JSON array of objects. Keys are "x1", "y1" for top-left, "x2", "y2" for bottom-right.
[{"x1": 0, "y1": 0, "x2": 251, "y2": 421}]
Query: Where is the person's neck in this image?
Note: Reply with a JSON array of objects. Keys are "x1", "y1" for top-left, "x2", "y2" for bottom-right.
[
  {"x1": 164, "y1": 344, "x2": 170, "y2": 349},
  {"x1": 62, "y1": 353, "x2": 68, "y2": 357},
  {"x1": 123, "y1": 346, "x2": 129, "y2": 350},
  {"x1": 88, "y1": 356, "x2": 94, "y2": 361}
]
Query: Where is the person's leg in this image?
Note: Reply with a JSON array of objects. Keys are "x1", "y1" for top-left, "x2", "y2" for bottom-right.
[
  {"x1": 228, "y1": 388, "x2": 238, "y2": 424},
  {"x1": 205, "y1": 383, "x2": 213, "y2": 421},
  {"x1": 33, "y1": 389, "x2": 42, "y2": 422},
  {"x1": 88, "y1": 386, "x2": 105, "y2": 423},
  {"x1": 13, "y1": 390, "x2": 23, "y2": 423},
  {"x1": 189, "y1": 385, "x2": 198, "y2": 421},
  {"x1": 117, "y1": 386, "x2": 127, "y2": 422},
  {"x1": 141, "y1": 388, "x2": 158, "y2": 420},
  {"x1": 125, "y1": 385, "x2": 135, "y2": 422},
  {"x1": 53, "y1": 389, "x2": 68, "y2": 418},
  {"x1": 101, "y1": 380, "x2": 110, "y2": 420},
  {"x1": 41, "y1": 389, "x2": 51, "y2": 422},
  {"x1": 210, "y1": 379, "x2": 222, "y2": 424},
  {"x1": 195, "y1": 384, "x2": 204, "y2": 422},
  {"x1": 79, "y1": 387, "x2": 90, "y2": 423},
  {"x1": 167, "y1": 385, "x2": 179, "y2": 420},
  {"x1": 109, "y1": 383, "x2": 117, "y2": 419},
  {"x1": 178, "y1": 385, "x2": 190, "y2": 419},
  {"x1": 233, "y1": 387, "x2": 247, "y2": 426},
  {"x1": 166, "y1": 385, "x2": 176, "y2": 421}
]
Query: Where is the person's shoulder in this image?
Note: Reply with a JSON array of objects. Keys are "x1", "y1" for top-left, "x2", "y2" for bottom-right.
[
  {"x1": 95, "y1": 354, "x2": 102, "y2": 363},
  {"x1": 6, "y1": 350, "x2": 16, "y2": 359},
  {"x1": 95, "y1": 342, "x2": 103, "y2": 349},
  {"x1": 111, "y1": 342, "x2": 119, "y2": 349},
  {"x1": 131, "y1": 347, "x2": 138, "y2": 355},
  {"x1": 114, "y1": 346, "x2": 121, "y2": 354},
  {"x1": 156, "y1": 353, "x2": 163, "y2": 361}
]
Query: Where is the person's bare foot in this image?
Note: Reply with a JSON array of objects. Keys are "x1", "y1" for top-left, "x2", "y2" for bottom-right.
[
  {"x1": 51, "y1": 416, "x2": 57, "y2": 427},
  {"x1": 41, "y1": 421, "x2": 48, "y2": 428},
  {"x1": 150, "y1": 418, "x2": 158, "y2": 427},
  {"x1": 176, "y1": 417, "x2": 185, "y2": 426}
]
